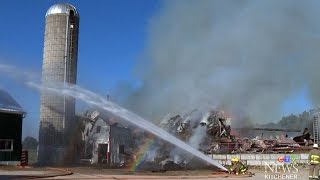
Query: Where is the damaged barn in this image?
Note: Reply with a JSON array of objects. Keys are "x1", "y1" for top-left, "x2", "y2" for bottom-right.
[
  {"x1": 79, "y1": 110, "x2": 134, "y2": 167},
  {"x1": 132, "y1": 108, "x2": 318, "y2": 171},
  {"x1": 133, "y1": 109, "x2": 234, "y2": 171},
  {"x1": 71, "y1": 106, "x2": 317, "y2": 171}
]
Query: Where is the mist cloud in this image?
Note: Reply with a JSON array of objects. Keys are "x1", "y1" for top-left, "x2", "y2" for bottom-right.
[{"x1": 0, "y1": 61, "x2": 40, "y2": 83}]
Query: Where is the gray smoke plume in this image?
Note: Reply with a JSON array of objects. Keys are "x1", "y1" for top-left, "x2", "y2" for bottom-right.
[{"x1": 122, "y1": 0, "x2": 320, "y2": 126}]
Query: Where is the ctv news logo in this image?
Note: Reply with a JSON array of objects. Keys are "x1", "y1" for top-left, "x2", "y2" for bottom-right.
[{"x1": 264, "y1": 155, "x2": 298, "y2": 179}]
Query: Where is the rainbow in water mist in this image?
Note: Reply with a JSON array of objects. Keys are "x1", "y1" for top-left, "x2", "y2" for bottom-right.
[
  {"x1": 129, "y1": 137, "x2": 156, "y2": 171},
  {"x1": 27, "y1": 82, "x2": 228, "y2": 171}
]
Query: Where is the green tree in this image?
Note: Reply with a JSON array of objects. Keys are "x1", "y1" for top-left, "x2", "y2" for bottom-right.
[{"x1": 22, "y1": 136, "x2": 38, "y2": 150}]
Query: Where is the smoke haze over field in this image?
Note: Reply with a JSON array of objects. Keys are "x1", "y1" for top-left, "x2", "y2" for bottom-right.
[{"x1": 123, "y1": 0, "x2": 320, "y2": 125}]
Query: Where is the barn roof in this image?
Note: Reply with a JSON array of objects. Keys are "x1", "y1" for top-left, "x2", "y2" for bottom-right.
[{"x1": 0, "y1": 89, "x2": 25, "y2": 115}]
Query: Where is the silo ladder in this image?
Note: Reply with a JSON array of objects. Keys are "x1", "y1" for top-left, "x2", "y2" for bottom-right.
[{"x1": 313, "y1": 115, "x2": 319, "y2": 145}]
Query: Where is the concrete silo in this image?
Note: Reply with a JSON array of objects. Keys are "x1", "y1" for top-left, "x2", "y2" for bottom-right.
[{"x1": 38, "y1": 3, "x2": 79, "y2": 164}]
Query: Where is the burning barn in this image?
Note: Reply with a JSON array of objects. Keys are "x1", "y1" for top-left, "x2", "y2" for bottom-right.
[
  {"x1": 132, "y1": 107, "x2": 313, "y2": 171},
  {"x1": 69, "y1": 104, "x2": 313, "y2": 171},
  {"x1": 80, "y1": 110, "x2": 133, "y2": 166},
  {"x1": 132, "y1": 109, "x2": 233, "y2": 171}
]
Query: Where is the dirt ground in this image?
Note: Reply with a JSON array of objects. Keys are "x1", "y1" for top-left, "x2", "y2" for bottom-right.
[{"x1": 0, "y1": 165, "x2": 310, "y2": 180}]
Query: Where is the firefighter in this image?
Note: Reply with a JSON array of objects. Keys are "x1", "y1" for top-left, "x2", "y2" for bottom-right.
[
  {"x1": 309, "y1": 144, "x2": 320, "y2": 180},
  {"x1": 229, "y1": 157, "x2": 248, "y2": 175}
]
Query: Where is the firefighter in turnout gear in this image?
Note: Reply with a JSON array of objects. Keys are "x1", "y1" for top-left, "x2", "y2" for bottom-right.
[
  {"x1": 309, "y1": 144, "x2": 320, "y2": 180},
  {"x1": 229, "y1": 157, "x2": 248, "y2": 175}
]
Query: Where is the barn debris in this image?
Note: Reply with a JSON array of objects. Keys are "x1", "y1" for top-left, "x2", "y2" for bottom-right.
[
  {"x1": 73, "y1": 107, "x2": 314, "y2": 171},
  {"x1": 133, "y1": 108, "x2": 313, "y2": 171}
]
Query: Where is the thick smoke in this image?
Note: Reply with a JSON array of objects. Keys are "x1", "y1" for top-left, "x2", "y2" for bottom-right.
[{"x1": 123, "y1": 0, "x2": 320, "y2": 125}]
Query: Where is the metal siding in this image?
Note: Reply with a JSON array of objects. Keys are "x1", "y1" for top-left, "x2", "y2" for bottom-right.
[
  {"x1": 0, "y1": 113, "x2": 22, "y2": 161},
  {"x1": 109, "y1": 126, "x2": 133, "y2": 165}
]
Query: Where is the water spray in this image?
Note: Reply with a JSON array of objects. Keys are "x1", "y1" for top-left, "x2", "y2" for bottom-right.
[{"x1": 27, "y1": 81, "x2": 228, "y2": 171}]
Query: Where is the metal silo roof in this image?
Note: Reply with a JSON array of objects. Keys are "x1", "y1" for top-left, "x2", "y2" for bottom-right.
[
  {"x1": 46, "y1": 3, "x2": 79, "y2": 17},
  {"x1": 0, "y1": 89, "x2": 25, "y2": 115}
]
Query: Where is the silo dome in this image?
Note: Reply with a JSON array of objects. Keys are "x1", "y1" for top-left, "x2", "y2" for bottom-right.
[{"x1": 46, "y1": 3, "x2": 79, "y2": 17}]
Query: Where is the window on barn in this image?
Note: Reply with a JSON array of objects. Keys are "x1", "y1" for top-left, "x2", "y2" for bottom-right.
[
  {"x1": 96, "y1": 126, "x2": 101, "y2": 133},
  {"x1": 0, "y1": 139, "x2": 13, "y2": 151},
  {"x1": 119, "y1": 145, "x2": 125, "y2": 154}
]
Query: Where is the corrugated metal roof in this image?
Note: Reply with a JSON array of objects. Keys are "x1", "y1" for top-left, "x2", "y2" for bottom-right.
[{"x1": 0, "y1": 89, "x2": 24, "y2": 115}]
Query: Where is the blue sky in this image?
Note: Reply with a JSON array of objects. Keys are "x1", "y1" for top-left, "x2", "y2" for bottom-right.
[
  {"x1": 282, "y1": 86, "x2": 312, "y2": 116},
  {"x1": 0, "y1": 0, "x2": 159, "y2": 138},
  {"x1": 0, "y1": 0, "x2": 312, "y2": 139}
]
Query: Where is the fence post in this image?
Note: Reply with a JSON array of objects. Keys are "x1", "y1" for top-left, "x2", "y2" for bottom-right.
[{"x1": 20, "y1": 150, "x2": 28, "y2": 167}]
